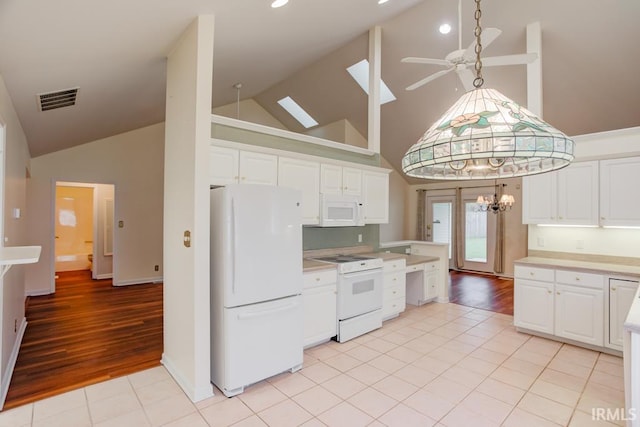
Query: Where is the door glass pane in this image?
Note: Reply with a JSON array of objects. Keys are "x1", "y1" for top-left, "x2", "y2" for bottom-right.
[
  {"x1": 432, "y1": 202, "x2": 452, "y2": 259},
  {"x1": 465, "y1": 202, "x2": 487, "y2": 262}
]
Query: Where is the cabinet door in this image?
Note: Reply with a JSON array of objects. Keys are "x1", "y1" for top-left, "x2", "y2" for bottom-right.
[
  {"x1": 600, "y1": 156, "x2": 640, "y2": 227},
  {"x1": 239, "y1": 151, "x2": 278, "y2": 185},
  {"x1": 557, "y1": 161, "x2": 599, "y2": 226},
  {"x1": 209, "y1": 146, "x2": 239, "y2": 186},
  {"x1": 320, "y1": 164, "x2": 343, "y2": 195},
  {"x1": 522, "y1": 172, "x2": 557, "y2": 224},
  {"x1": 302, "y1": 284, "x2": 337, "y2": 348},
  {"x1": 362, "y1": 171, "x2": 389, "y2": 224},
  {"x1": 342, "y1": 167, "x2": 362, "y2": 197},
  {"x1": 425, "y1": 270, "x2": 438, "y2": 300},
  {"x1": 555, "y1": 284, "x2": 604, "y2": 346},
  {"x1": 278, "y1": 157, "x2": 320, "y2": 225},
  {"x1": 609, "y1": 279, "x2": 639, "y2": 349},
  {"x1": 514, "y1": 279, "x2": 554, "y2": 334}
]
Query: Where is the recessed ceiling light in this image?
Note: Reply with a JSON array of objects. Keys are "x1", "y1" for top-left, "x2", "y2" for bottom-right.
[
  {"x1": 271, "y1": 0, "x2": 288, "y2": 8},
  {"x1": 378, "y1": 0, "x2": 389, "y2": 4},
  {"x1": 346, "y1": 59, "x2": 396, "y2": 105},
  {"x1": 277, "y1": 96, "x2": 318, "y2": 128},
  {"x1": 439, "y1": 23, "x2": 452, "y2": 34}
]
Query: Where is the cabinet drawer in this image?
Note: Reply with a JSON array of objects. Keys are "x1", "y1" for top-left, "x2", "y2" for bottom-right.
[
  {"x1": 556, "y1": 270, "x2": 604, "y2": 289},
  {"x1": 384, "y1": 282, "x2": 405, "y2": 300},
  {"x1": 406, "y1": 263, "x2": 424, "y2": 273},
  {"x1": 383, "y1": 259, "x2": 406, "y2": 273},
  {"x1": 384, "y1": 271, "x2": 405, "y2": 289},
  {"x1": 383, "y1": 296, "x2": 405, "y2": 318},
  {"x1": 514, "y1": 265, "x2": 554, "y2": 282},
  {"x1": 303, "y1": 269, "x2": 337, "y2": 289},
  {"x1": 423, "y1": 262, "x2": 438, "y2": 272}
]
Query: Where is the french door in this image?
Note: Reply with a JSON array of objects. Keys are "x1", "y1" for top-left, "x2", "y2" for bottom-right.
[{"x1": 461, "y1": 188, "x2": 496, "y2": 273}]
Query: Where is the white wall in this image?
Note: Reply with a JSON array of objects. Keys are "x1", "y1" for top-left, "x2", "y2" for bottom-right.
[
  {"x1": 379, "y1": 156, "x2": 407, "y2": 243},
  {"x1": 26, "y1": 123, "x2": 164, "y2": 293},
  {"x1": 162, "y1": 15, "x2": 214, "y2": 402},
  {"x1": 0, "y1": 74, "x2": 31, "y2": 405}
]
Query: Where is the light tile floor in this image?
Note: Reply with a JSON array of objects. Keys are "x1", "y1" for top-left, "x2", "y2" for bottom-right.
[{"x1": 0, "y1": 302, "x2": 628, "y2": 427}]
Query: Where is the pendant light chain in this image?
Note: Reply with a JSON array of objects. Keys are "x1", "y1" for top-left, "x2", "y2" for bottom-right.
[{"x1": 473, "y1": 0, "x2": 484, "y2": 89}]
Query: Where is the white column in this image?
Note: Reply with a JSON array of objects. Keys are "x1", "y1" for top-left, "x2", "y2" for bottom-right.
[
  {"x1": 526, "y1": 21, "x2": 542, "y2": 117},
  {"x1": 368, "y1": 26, "x2": 381, "y2": 154}
]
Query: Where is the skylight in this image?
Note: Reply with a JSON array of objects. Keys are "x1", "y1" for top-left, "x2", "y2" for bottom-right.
[
  {"x1": 346, "y1": 59, "x2": 396, "y2": 105},
  {"x1": 277, "y1": 96, "x2": 319, "y2": 128}
]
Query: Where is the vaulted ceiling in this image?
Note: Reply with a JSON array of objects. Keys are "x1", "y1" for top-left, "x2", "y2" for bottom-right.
[{"x1": 1, "y1": 0, "x2": 639, "y2": 181}]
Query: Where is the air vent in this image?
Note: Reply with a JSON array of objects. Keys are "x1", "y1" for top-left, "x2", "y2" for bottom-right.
[{"x1": 37, "y1": 87, "x2": 79, "y2": 111}]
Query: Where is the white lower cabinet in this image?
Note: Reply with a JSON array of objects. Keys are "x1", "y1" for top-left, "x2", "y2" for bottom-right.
[
  {"x1": 405, "y1": 262, "x2": 439, "y2": 306},
  {"x1": 515, "y1": 264, "x2": 612, "y2": 350},
  {"x1": 302, "y1": 269, "x2": 337, "y2": 348},
  {"x1": 514, "y1": 278, "x2": 555, "y2": 335},
  {"x1": 555, "y1": 284, "x2": 603, "y2": 346},
  {"x1": 608, "y1": 278, "x2": 639, "y2": 350},
  {"x1": 382, "y1": 259, "x2": 406, "y2": 320}
]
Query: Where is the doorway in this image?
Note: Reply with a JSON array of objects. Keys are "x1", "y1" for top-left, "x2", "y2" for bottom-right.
[
  {"x1": 426, "y1": 195, "x2": 454, "y2": 269},
  {"x1": 54, "y1": 182, "x2": 115, "y2": 289}
]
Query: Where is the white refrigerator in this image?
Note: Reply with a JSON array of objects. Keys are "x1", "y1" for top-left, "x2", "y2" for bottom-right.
[{"x1": 210, "y1": 184, "x2": 303, "y2": 397}]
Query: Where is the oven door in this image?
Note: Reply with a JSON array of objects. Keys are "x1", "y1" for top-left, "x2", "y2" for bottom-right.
[{"x1": 337, "y1": 268, "x2": 383, "y2": 320}]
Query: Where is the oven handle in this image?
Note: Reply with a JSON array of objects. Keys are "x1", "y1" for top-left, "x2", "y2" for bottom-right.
[{"x1": 341, "y1": 268, "x2": 383, "y2": 279}]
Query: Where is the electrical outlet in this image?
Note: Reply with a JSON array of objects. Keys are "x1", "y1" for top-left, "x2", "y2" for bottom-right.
[
  {"x1": 405, "y1": 248, "x2": 411, "y2": 254},
  {"x1": 537, "y1": 237, "x2": 545, "y2": 247},
  {"x1": 576, "y1": 240, "x2": 584, "y2": 249},
  {"x1": 357, "y1": 234, "x2": 362, "y2": 243},
  {"x1": 154, "y1": 265, "x2": 159, "y2": 272}
]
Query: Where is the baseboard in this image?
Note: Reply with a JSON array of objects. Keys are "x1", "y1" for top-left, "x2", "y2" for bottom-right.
[
  {"x1": 95, "y1": 273, "x2": 113, "y2": 280},
  {"x1": 0, "y1": 317, "x2": 27, "y2": 410},
  {"x1": 114, "y1": 276, "x2": 163, "y2": 286},
  {"x1": 161, "y1": 353, "x2": 214, "y2": 402},
  {"x1": 26, "y1": 289, "x2": 52, "y2": 297}
]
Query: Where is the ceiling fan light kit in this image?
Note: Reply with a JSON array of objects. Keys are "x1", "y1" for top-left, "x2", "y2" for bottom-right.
[{"x1": 401, "y1": 0, "x2": 574, "y2": 180}]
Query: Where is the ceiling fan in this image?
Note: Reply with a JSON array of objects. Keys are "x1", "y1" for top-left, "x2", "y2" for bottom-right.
[{"x1": 401, "y1": 0, "x2": 538, "y2": 91}]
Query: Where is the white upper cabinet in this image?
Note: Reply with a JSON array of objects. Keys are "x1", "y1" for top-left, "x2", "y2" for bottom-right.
[
  {"x1": 557, "y1": 161, "x2": 599, "y2": 225},
  {"x1": 522, "y1": 160, "x2": 598, "y2": 225},
  {"x1": 320, "y1": 164, "x2": 362, "y2": 196},
  {"x1": 278, "y1": 157, "x2": 321, "y2": 225},
  {"x1": 362, "y1": 170, "x2": 389, "y2": 224},
  {"x1": 209, "y1": 146, "x2": 277, "y2": 186},
  {"x1": 522, "y1": 172, "x2": 556, "y2": 224},
  {"x1": 600, "y1": 156, "x2": 640, "y2": 227}
]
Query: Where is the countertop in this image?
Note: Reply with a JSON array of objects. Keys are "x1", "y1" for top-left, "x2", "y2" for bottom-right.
[
  {"x1": 303, "y1": 252, "x2": 439, "y2": 272},
  {"x1": 515, "y1": 256, "x2": 640, "y2": 278}
]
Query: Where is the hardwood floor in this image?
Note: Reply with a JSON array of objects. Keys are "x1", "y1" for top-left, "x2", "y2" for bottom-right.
[
  {"x1": 3, "y1": 270, "x2": 163, "y2": 410},
  {"x1": 449, "y1": 270, "x2": 514, "y2": 315}
]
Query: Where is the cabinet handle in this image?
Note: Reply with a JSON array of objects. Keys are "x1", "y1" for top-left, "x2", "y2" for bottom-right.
[
  {"x1": 557, "y1": 291, "x2": 561, "y2": 295},
  {"x1": 393, "y1": 278, "x2": 396, "y2": 282},
  {"x1": 559, "y1": 216, "x2": 563, "y2": 220},
  {"x1": 601, "y1": 216, "x2": 605, "y2": 220},
  {"x1": 547, "y1": 290, "x2": 552, "y2": 294},
  {"x1": 316, "y1": 277, "x2": 320, "y2": 281},
  {"x1": 393, "y1": 291, "x2": 397, "y2": 295},
  {"x1": 241, "y1": 177, "x2": 246, "y2": 180},
  {"x1": 612, "y1": 287, "x2": 617, "y2": 291},
  {"x1": 529, "y1": 272, "x2": 534, "y2": 276},
  {"x1": 575, "y1": 277, "x2": 580, "y2": 281}
]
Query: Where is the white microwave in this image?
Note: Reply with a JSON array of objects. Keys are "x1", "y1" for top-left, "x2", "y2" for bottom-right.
[{"x1": 319, "y1": 194, "x2": 364, "y2": 227}]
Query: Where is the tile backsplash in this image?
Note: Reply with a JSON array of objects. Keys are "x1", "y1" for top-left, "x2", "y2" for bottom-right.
[{"x1": 303, "y1": 224, "x2": 379, "y2": 251}]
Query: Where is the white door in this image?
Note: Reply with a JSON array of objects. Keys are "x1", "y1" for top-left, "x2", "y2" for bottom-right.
[
  {"x1": 555, "y1": 284, "x2": 604, "y2": 346},
  {"x1": 361, "y1": 171, "x2": 389, "y2": 224},
  {"x1": 600, "y1": 156, "x2": 640, "y2": 227},
  {"x1": 426, "y1": 195, "x2": 454, "y2": 269},
  {"x1": 225, "y1": 185, "x2": 302, "y2": 307},
  {"x1": 557, "y1": 161, "x2": 599, "y2": 226},
  {"x1": 209, "y1": 146, "x2": 239, "y2": 186},
  {"x1": 514, "y1": 279, "x2": 554, "y2": 334},
  {"x1": 461, "y1": 188, "x2": 495, "y2": 273},
  {"x1": 239, "y1": 151, "x2": 278, "y2": 185},
  {"x1": 522, "y1": 172, "x2": 557, "y2": 224},
  {"x1": 278, "y1": 157, "x2": 320, "y2": 225}
]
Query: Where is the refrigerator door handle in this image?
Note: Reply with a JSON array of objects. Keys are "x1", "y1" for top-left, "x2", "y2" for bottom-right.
[
  {"x1": 231, "y1": 197, "x2": 237, "y2": 295},
  {"x1": 237, "y1": 301, "x2": 299, "y2": 320}
]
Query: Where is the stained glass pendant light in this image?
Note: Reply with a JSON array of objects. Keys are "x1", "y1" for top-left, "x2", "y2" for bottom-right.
[{"x1": 402, "y1": 0, "x2": 574, "y2": 180}]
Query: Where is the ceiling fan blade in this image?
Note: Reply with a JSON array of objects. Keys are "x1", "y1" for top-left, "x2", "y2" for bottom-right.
[
  {"x1": 401, "y1": 57, "x2": 451, "y2": 67},
  {"x1": 462, "y1": 27, "x2": 502, "y2": 62},
  {"x1": 406, "y1": 67, "x2": 454, "y2": 91},
  {"x1": 456, "y1": 68, "x2": 475, "y2": 92},
  {"x1": 481, "y1": 52, "x2": 538, "y2": 67}
]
